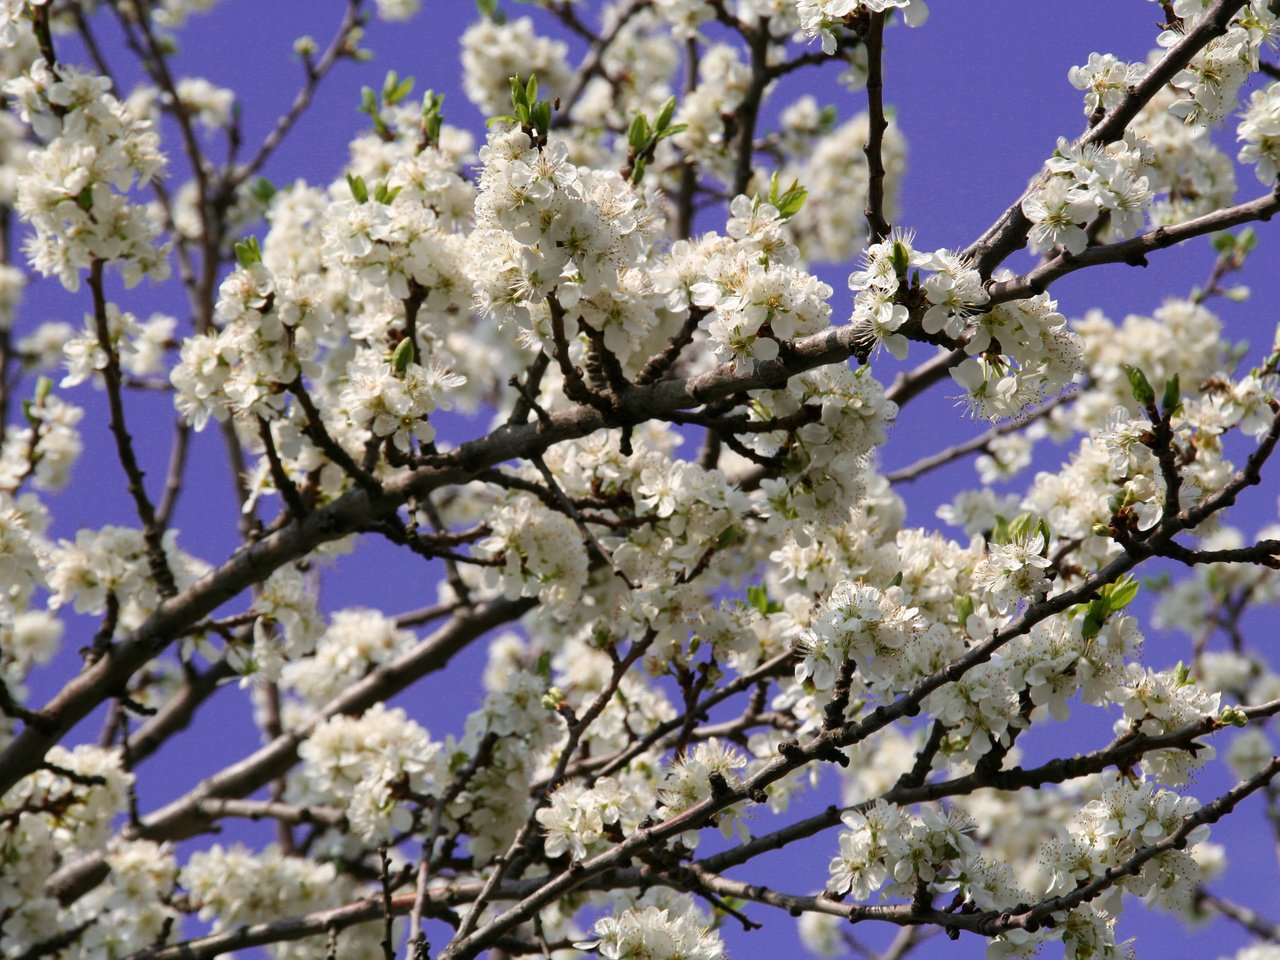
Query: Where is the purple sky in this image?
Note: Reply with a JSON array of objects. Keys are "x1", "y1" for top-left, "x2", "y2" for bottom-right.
[{"x1": 14, "y1": 2, "x2": 1280, "y2": 958}]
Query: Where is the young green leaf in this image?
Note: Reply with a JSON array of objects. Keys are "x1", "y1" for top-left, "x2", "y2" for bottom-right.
[
  {"x1": 234, "y1": 235, "x2": 262, "y2": 268},
  {"x1": 391, "y1": 335, "x2": 415, "y2": 375},
  {"x1": 346, "y1": 173, "x2": 369, "y2": 204},
  {"x1": 1123, "y1": 364, "x2": 1155, "y2": 408}
]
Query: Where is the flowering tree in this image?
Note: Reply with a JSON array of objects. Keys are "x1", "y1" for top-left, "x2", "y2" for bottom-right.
[{"x1": 3, "y1": 0, "x2": 1280, "y2": 958}]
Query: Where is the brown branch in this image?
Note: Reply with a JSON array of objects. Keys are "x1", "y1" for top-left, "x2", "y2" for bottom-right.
[
  {"x1": 194, "y1": 798, "x2": 347, "y2": 828},
  {"x1": 87, "y1": 260, "x2": 177, "y2": 598},
  {"x1": 1197, "y1": 889, "x2": 1280, "y2": 941},
  {"x1": 732, "y1": 18, "x2": 771, "y2": 198},
  {"x1": 986, "y1": 186, "x2": 1280, "y2": 305},
  {"x1": 154, "y1": 419, "x2": 191, "y2": 530},
  {"x1": 258, "y1": 415, "x2": 307, "y2": 520},
  {"x1": 861, "y1": 12, "x2": 891, "y2": 244}
]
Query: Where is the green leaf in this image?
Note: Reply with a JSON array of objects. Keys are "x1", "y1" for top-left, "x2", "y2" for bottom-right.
[
  {"x1": 746, "y1": 584, "x2": 781, "y2": 616},
  {"x1": 628, "y1": 113, "x2": 649, "y2": 151},
  {"x1": 1080, "y1": 598, "x2": 1106, "y2": 640},
  {"x1": 1123, "y1": 364, "x2": 1155, "y2": 408},
  {"x1": 1141, "y1": 571, "x2": 1172, "y2": 593},
  {"x1": 531, "y1": 100, "x2": 551, "y2": 134},
  {"x1": 1211, "y1": 231, "x2": 1237, "y2": 254},
  {"x1": 655, "y1": 95, "x2": 677, "y2": 132},
  {"x1": 1007, "y1": 512, "x2": 1036, "y2": 542},
  {"x1": 233, "y1": 236, "x2": 262, "y2": 268},
  {"x1": 1102, "y1": 574, "x2": 1139, "y2": 613},
  {"x1": 384, "y1": 71, "x2": 415, "y2": 105},
  {"x1": 347, "y1": 173, "x2": 369, "y2": 204},
  {"x1": 373, "y1": 181, "x2": 402, "y2": 205},
  {"x1": 250, "y1": 177, "x2": 276, "y2": 205},
  {"x1": 888, "y1": 571, "x2": 903, "y2": 588},
  {"x1": 533, "y1": 650, "x2": 552, "y2": 678},
  {"x1": 954, "y1": 594, "x2": 975, "y2": 626},
  {"x1": 765, "y1": 172, "x2": 807, "y2": 220},
  {"x1": 1161, "y1": 374, "x2": 1181, "y2": 417},
  {"x1": 991, "y1": 514, "x2": 1011, "y2": 545},
  {"x1": 1238, "y1": 226, "x2": 1258, "y2": 253},
  {"x1": 391, "y1": 335, "x2": 415, "y2": 375}
]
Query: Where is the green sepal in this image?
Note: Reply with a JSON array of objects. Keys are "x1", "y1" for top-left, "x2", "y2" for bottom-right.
[
  {"x1": 347, "y1": 174, "x2": 369, "y2": 204},
  {"x1": 391, "y1": 335, "x2": 415, "y2": 375}
]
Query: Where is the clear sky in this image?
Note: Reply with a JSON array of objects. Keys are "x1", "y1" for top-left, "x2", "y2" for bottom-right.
[{"x1": 14, "y1": 2, "x2": 1280, "y2": 958}]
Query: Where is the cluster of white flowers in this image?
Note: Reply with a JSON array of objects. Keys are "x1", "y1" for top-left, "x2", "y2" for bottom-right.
[
  {"x1": 5, "y1": 59, "x2": 168, "y2": 290},
  {"x1": 1238, "y1": 80, "x2": 1280, "y2": 183},
  {"x1": 656, "y1": 738, "x2": 749, "y2": 847},
  {"x1": 672, "y1": 45, "x2": 751, "y2": 184},
  {"x1": 476, "y1": 495, "x2": 590, "y2": 608},
  {"x1": 952, "y1": 293, "x2": 1083, "y2": 421},
  {"x1": 972, "y1": 531, "x2": 1052, "y2": 613},
  {"x1": 689, "y1": 196, "x2": 832, "y2": 367},
  {"x1": 296, "y1": 703, "x2": 446, "y2": 843},
  {"x1": 1069, "y1": 52, "x2": 1148, "y2": 117},
  {"x1": 0, "y1": 491, "x2": 49, "y2": 627},
  {"x1": 181, "y1": 843, "x2": 385, "y2": 958},
  {"x1": 470, "y1": 128, "x2": 657, "y2": 357},
  {"x1": 1022, "y1": 136, "x2": 1153, "y2": 255},
  {"x1": 578, "y1": 904, "x2": 725, "y2": 960},
  {"x1": 60, "y1": 303, "x2": 173, "y2": 388},
  {"x1": 0, "y1": 746, "x2": 133, "y2": 957},
  {"x1": 797, "y1": 579, "x2": 924, "y2": 691},
  {"x1": 461, "y1": 15, "x2": 571, "y2": 118},
  {"x1": 1118, "y1": 663, "x2": 1223, "y2": 781},
  {"x1": 1158, "y1": 1, "x2": 1278, "y2": 126},
  {"x1": 796, "y1": 0, "x2": 928, "y2": 55},
  {"x1": 279, "y1": 608, "x2": 417, "y2": 718},
  {"x1": 0, "y1": 387, "x2": 83, "y2": 491},
  {"x1": 338, "y1": 353, "x2": 464, "y2": 453},
  {"x1": 45, "y1": 525, "x2": 207, "y2": 630},
  {"x1": 849, "y1": 231, "x2": 991, "y2": 359},
  {"x1": 4, "y1": 5, "x2": 1280, "y2": 960},
  {"x1": 65, "y1": 838, "x2": 179, "y2": 959},
  {"x1": 536, "y1": 775, "x2": 651, "y2": 860},
  {"x1": 828, "y1": 800, "x2": 974, "y2": 900}
]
